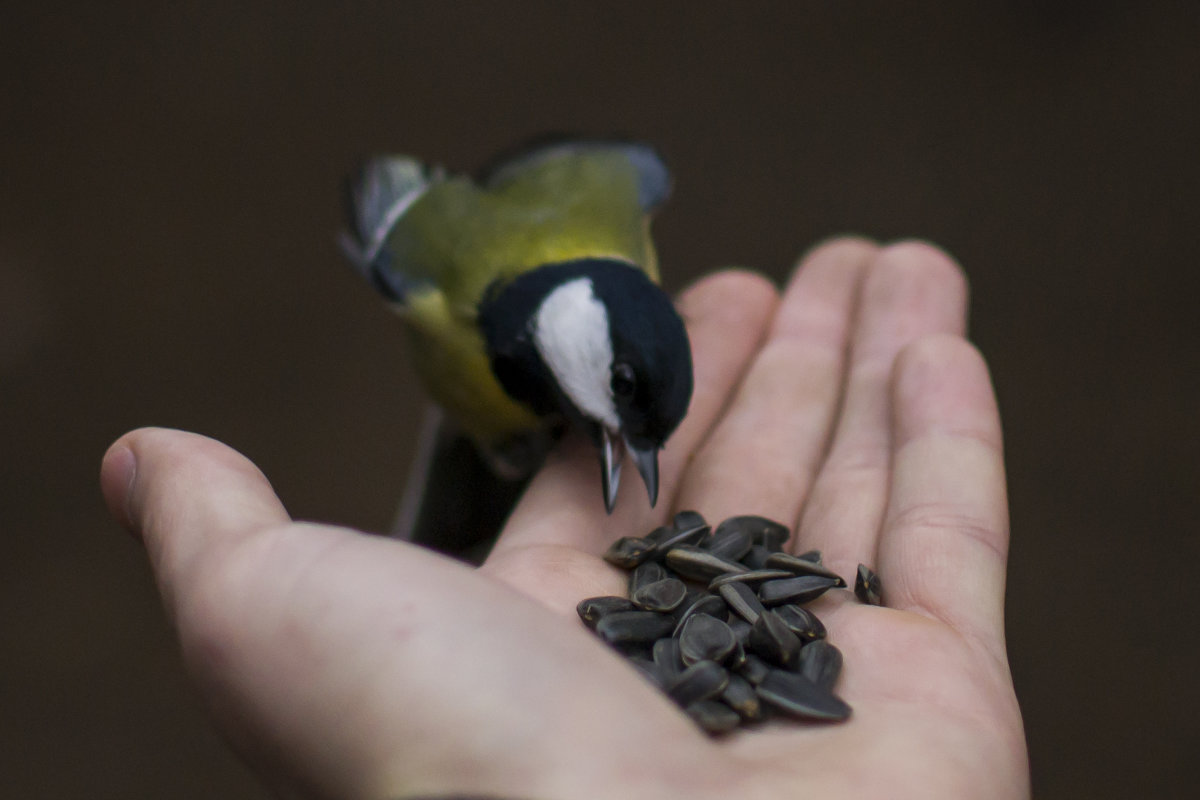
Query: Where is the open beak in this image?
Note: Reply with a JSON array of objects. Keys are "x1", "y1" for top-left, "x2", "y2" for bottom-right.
[{"x1": 599, "y1": 429, "x2": 660, "y2": 513}]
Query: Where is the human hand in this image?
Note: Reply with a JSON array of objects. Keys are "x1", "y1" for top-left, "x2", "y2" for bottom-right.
[{"x1": 101, "y1": 238, "x2": 1028, "y2": 799}]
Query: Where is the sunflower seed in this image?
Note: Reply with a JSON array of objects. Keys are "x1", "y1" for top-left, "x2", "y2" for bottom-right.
[
  {"x1": 652, "y1": 637, "x2": 685, "y2": 682},
  {"x1": 763, "y1": 553, "x2": 847, "y2": 586},
  {"x1": 603, "y1": 536, "x2": 656, "y2": 569},
  {"x1": 727, "y1": 616, "x2": 753, "y2": 646},
  {"x1": 747, "y1": 609, "x2": 802, "y2": 668},
  {"x1": 631, "y1": 578, "x2": 688, "y2": 613},
  {"x1": 720, "y1": 673, "x2": 762, "y2": 720},
  {"x1": 718, "y1": 580, "x2": 767, "y2": 624},
  {"x1": 737, "y1": 653, "x2": 771, "y2": 685},
  {"x1": 855, "y1": 563, "x2": 883, "y2": 605},
  {"x1": 773, "y1": 604, "x2": 827, "y2": 642},
  {"x1": 797, "y1": 549, "x2": 823, "y2": 563},
  {"x1": 718, "y1": 515, "x2": 791, "y2": 552},
  {"x1": 756, "y1": 668, "x2": 852, "y2": 721},
  {"x1": 704, "y1": 521, "x2": 754, "y2": 561},
  {"x1": 758, "y1": 574, "x2": 842, "y2": 606},
  {"x1": 665, "y1": 545, "x2": 749, "y2": 581},
  {"x1": 667, "y1": 660, "x2": 730, "y2": 706},
  {"x1": 678, "y1": 613, "x2": 737, "y2": 666},
  {"x1": 686, "y1": 699, "x2": 742, "y2": 734},
  {"x1": 708, "y1": 569, "x2": 795, "y2": 590},
  {"x1": 576, "y1": 596, "x2": 634, "y2": 628},
  {"x1": 798, "y1": 639, "x2": 843, "y2": 691},
  {"x1": 672, "y1": 593, "x2": 728, "y2": 636},
  {"x1": 595, "y1": 610, "x2": 676, "y2": 645},
  {"x1": 741, "y1": 544, "x2": 774, "y2": 569},
  {"x1": 629, "y1": 560, "x2": 668, "y2": 595}
]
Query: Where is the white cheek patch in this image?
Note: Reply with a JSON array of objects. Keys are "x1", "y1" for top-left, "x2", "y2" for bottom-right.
[{"x1": 532, "y1": 278, "x2": 619, "y2": 429}]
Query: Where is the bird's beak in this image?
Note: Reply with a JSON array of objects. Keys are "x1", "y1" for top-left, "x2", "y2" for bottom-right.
[
  {"x1": 600, "y1": 428, "x2": 624, "y2": 513},
  {"x1": 599, "y1": 429, "x2": 661, "y2": 513},
  {"x1": 626, "y1": 436, "x2": 660, "y2": 509}
]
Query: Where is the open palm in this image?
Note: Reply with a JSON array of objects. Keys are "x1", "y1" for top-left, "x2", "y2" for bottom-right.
[{"x1": 102, "y1": 238, "x2": 1028, "y2": 799}]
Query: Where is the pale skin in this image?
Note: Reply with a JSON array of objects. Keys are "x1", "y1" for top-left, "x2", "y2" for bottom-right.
[{"x1": 101, "y1": 238, "x2": 1030, "y2": 799}]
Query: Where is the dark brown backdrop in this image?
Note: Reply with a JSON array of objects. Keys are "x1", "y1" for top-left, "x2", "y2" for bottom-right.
[{"x1": 3, "y1": 2, "x2": 1197, "y2": 797}]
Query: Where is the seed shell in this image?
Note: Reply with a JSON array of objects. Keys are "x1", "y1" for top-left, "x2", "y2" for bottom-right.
[
  {"x1": 686, "y1": 699, "x2": 742, "y2": 734},
  {"x1": 720, "y1": 673, "x2": 762, "y2": 720},
  {"x1": 631, "y1": 578, "x2": 688, "y2": 613},
  {"x1": 704, "y1": 521, "x2": 754, "y2": 562},
  {"x1": 709, "y1": 569, "x2": 795, "y2": 590},
  {"x1": 672, "y1": 593, "x2": 728, "y2": 636},
  {"x1": 798, "y1": 639, "x2": 843, "y2": 691},
  {"x1": 737, "y1": 653, "x2": 771, "y2": 685},
  {"x1": 667, "y1": 660, "x2": 730, "y2": 706},
  {"x1": 576, "y1": 596, "x2": 634, "y2": 628},
  {"x1": 629, "y1": 560, "x2": 668, "y2": 595},
  {"x1": 741, "y1": 545, "x2": 773, "y2": 569},
  {"x1": 665, "y1": 545, "x2": 749, "y2": 581},
  {"x1": 652, "y1": 637, "x2": 685, "y2": 683},
  {"x1": 763, "y1": 553, "x2": 847, "y2": 586},
  {"x1": 603, "y1": 536, "x2": 656, "y2": 569},
  {"x1": 718, "y1": 515, "x2": 791, "y2": 551},
  {"x1": 756, "y1": 669, "x2": 852, "y2": 721},
  {"x1": 747, "y1": 609, "x2": 802, "y2": 668},
  {"x1": 855, "y1": 563, "x2": 883, "y2": 606},
  {"x1": 678, "y1": 613, "x2": 737, "y2": 666},
  {"x1": 718, "y1": 581, "x2": 767, "y2": 624},
  {"x1": 773, "y1": 604, "x2": 827, "y2": 642},
  {"x1": 595, "y1": 610, "x2": 676, "y2": 645},
  {"x1": 758, "y1": 574, "x2": 842, "y2": 606}
]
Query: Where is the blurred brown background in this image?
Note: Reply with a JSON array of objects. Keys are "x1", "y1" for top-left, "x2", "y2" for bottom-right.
[{"x1": 3, "y1": 2, "x2": 1197, "y2": 797}]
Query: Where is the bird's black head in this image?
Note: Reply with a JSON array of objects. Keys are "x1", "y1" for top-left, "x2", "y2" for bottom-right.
[{"x1": 478, "y1": 258, "x2": 693, "y2": 511}]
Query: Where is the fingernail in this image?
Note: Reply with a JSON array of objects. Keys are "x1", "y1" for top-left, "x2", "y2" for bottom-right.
[{"x1": 101, "y1": 443, "x2": 139, "y2": 537}]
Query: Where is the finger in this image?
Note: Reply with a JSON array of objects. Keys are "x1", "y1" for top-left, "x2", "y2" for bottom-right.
[
  {"x1": 101, "y1": 427, "x2": 291, "y2": 608},
  {"x1": 672, "y1": 237, "x2": 877, "y2": 526},
  {"x1": 795, "y1": 241, "x2": 969, "y2": 580},
  {"x1": 488, "y1": 270, "x2": 779, "y2": 564},
  {"x1": 878, "y1": 335, "x2": 1010, "y2": 653}
]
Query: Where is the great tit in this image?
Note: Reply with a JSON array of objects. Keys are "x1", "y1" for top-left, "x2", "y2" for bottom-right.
[{"x1": 340, "y1": 139, "x2": 693, "y2": 522}]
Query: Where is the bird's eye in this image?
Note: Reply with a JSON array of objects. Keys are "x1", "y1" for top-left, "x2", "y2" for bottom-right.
[{"x1": 611, "y1": 363, "x2": 636, "y2": 397}]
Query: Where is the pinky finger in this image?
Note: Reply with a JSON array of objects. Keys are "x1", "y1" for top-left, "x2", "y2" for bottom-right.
[{"x1": 876, "y1": 335, "x2": 1010, "y2": 657}]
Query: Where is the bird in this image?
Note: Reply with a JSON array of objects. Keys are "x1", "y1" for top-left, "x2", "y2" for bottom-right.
[{"x1": 339, "y1": 138, "x2": 693, "y2": 548}]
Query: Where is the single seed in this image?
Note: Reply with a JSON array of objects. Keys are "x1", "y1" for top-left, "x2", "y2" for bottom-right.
[
  {"x1": 727, "y1": 616, "x2": 753, "y2": 646},
  {"x1": 855, "y1": 563, "x2": 883, "y2": 606},
  {"x1": 603, "y1": 536, "x2": 656, "y2": 569},
  {"x1": 718, "y1": 515, "x2": 791, "y2": 552},
  {"x1": 629, "y1": 560, "x2": 668, "y2": 595},
  {"x1": 742, "y1": 545, "x2": 773, "y2": 569},
  {"x1": 686, "y1": 699, "x2": 741, "y2": 734},
  {"x1": 737, "y1": 653, "x2": 771, "y2": 685},
  {"x1": 721, "y1": 673, "x2": 762, "y2": 720},
  {"x1": 652, "y1": 637, "x2": 685, "y2": 683},
  {"x1": 678, "y1": 613, "x2": 737, "y2": 666},
  {"x1": 665, "y1": 545, "x2": 749, "y2": 581},
  {"x1": 631, "y1": 578, "x2": 688, "y2": 613},
  {"x1": 576, "y1": 596, "x2": 634, "y2": 629},
  {"x1": 747, "y1": 609, "x2": 802, "y2": 668},
  {"x1": 704, "y1": 522, "x2": 754, "y2": 562},
  {"x1": 709, "y1": 569, "x2": 795, "y2": 590},
  {"x1": 797, "y1": 549, "x2": 822, "y2": 563},
  {"x1": 756, "y1": 669, "x2": 852, "y2": 721},
  {"x1": 595, "y1": 610, "x2": 676, "y2": 645},
  {"x1": 667, "y1": 660, "x2": 730, "y2": 706},
  {"x1": 763, "y1": 553, "x2": 847, "y2": 586},
  {"x1": 798, "y1": 639, "x2": 843, "y2": 691},
  {"x1": 672, "y1": 593, "x2": 728, "y2": 636},
  {"x1": 673, "y1": 510, "x2": 707, "y2": 533},
  {"x1": 773, "y1": 604, "x2": 827, "y2": 642},
  {"x1": 758, "y1": 574, "x2": 842, "y2": 606},
  {"x1": 718, "y1": 580, "x2": 767, "y2": 624}
]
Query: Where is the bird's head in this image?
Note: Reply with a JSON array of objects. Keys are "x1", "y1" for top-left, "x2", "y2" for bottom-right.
[{"x1": 479, "y1": 258, "x2": 693, "y2": 512}]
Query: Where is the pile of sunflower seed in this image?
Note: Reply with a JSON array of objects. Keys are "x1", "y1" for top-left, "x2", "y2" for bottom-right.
[{"x1": 577, "y1": 511, "x2": 882, "y2": 735}]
